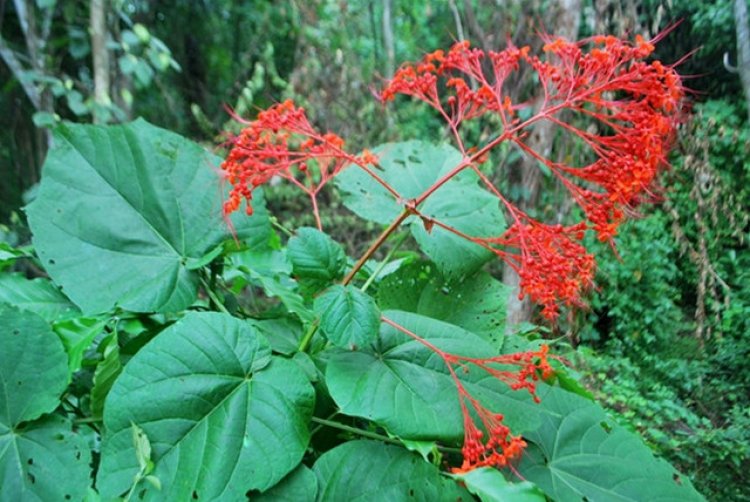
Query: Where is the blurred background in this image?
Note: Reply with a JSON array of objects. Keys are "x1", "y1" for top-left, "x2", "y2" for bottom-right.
[{"x1": 1, "y1": 1, "x2": 748, "y2": 499}]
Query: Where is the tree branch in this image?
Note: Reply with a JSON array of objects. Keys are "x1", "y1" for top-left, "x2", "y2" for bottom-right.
[{"x1": 0, "y1": 35, "x2": 40, "y2": 109}]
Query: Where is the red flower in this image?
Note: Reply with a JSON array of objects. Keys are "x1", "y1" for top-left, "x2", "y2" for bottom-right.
[{"x1": 220, "y1": 100, "x2": 375, "y2": 224}]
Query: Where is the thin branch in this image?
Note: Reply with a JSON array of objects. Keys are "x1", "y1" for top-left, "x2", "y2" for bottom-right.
[{"x1": 0, "y1": 35, "x2": 40, "y2": 109}]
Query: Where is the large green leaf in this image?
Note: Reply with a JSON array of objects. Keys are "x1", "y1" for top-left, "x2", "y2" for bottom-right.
[
  {"x1": 0, "y1": 305, "x2": 69, "y2": 425},
  {"x1": 0, "y1": 274, "x2": 79, "y2": 322},
  {"x1": 287, "y1": 227, "x2": 347, "y2": 294},
  {"x1": 26, "y1": 119, "x2": 272, "y2": 314},
  {"x1": 0, "y1": 305, "x2": 91, "y2": 501},
  {"x1": 97, "y1": 311, "x2": 315, "y2": 500},
  {"x1": 378, "y1": 262, "x2": 509, "y2": 344},
  {"x1": 313, "y1": 440, "x2": 469, "y2": 501},
  {"x1": 0, "y1": 415, "x2": 92, "y2": 502},
  {"x1": 518, "y1": 386, "x2": 706, "y2": 502},
  {"x1": 314, "y1": 285, "x2": 380, "y2": 349},
  {"x1": 336, "y1": 141, "x2": 505, "y2": 277},
  {"x1": 324, "y1": 310, "x2": 543, "y2": 441}
]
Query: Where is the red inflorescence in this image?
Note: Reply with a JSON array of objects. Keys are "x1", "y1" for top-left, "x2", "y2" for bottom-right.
[
  {"x1": 486, "y1": 221, "x2": 594, "y2": 320},
  {"x1": 385, "y1": 316, "x2": 555, "y2": 473},
  {"x1": 446, "y1": 345, "x2": 554, "y2": 472},
  {"x1": 222, "y1": 33, "x2": 684, "y2": 474},
  {"x1": 220, "y1": 99, "x2": 373, "y2": 218},
  {"x1": 379, "y1": 34, "x2": 683, "y2": 317}
]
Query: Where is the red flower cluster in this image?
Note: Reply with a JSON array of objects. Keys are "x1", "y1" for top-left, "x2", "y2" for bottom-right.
[
  {"x1": 221, "y1": 33, "x2": 684, "y2": 475},
  {"x1": 528, "y1": 35, "x2": 683, "y2": 241},
  {"x1": 449, "y1": 345, "x2": 553, "y2": 473},
  {"x1": 380, "y1": 35, "x2": 682, "y2": 314},
  {"x1": 384, "y1": 316, "x2": 553, "y2": 473},
  {"x1": 221, "y1": 99, "x2": 376, "y2": 223},
  {"x1": 381, "y1": 40, "x2": 527, "y2": 127},
  {"x1": 486, "y1": 221, "x2": 594, "y2": 320}
]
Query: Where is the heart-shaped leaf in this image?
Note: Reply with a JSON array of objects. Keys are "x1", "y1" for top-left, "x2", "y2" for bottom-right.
[
  {"x1": 97, "y1": 311, "x2": 315, "y2": 500},
  {"x1": 26, "y1": 120, "x2": 272, "y2": 314},
  {"x1": 453, "y1": 468, "x2": 546, "y2": 502},
  {"x1": 0, "y1": 305, "x2": 69, "y2": 424},
  {"x1": 253, "y1": 464, "x2": 317, "y2": 501}
]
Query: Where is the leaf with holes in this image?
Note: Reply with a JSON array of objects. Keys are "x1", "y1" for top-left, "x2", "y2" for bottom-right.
[
  {"x1": 336, "y1": 140, "x2": 505, "y2": 277},
  {"x1": 314, "y1": 285, "x2": 381, "y2": 349},
  {"x1": 313, "y1": 440, "x2": 469, "y2": 501},
  {"x1": 26, "y1": 119, "x2": 272, "y2": 314},
  {"x1": 378, "y1": 262, "x2": 509, "y2": 344},
  {"x1": 0, "y1": 305, "x2": 69, "y2": 424},
  {"x1": 0, "y1": 305, "x2": 91, "y2": 501},
  {"x1": 96, "y1": 311, "x2": 315, "y2": 500}
]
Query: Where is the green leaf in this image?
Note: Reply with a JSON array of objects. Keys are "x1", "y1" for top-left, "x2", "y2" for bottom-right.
[
  {"x1": 0, "y1": 305, "x2": 69, "y2": 425},
  {"x1": 336, "y1": 141, "x2": 505, "y2": 277},
  {"x1": 26, "y1": 120, "x2": 272, "y2": 314},
  {"x1": 131, "y1": 422, "x2": 154, "y2": 474},
  {"x1": 249, "y1": 317, "x2": 303, "y2": 355},
  {"x1": 314, "y1": 285, "x2": 380, "y2": 349},
  {"x1": 97, "y1": 312, "x2": 315, "y2": 500},
  {"x1": 287, "y1": 227, "x2": 347, "y2": 294},
  {"x1": 32, "y1": 111, "x2": 59, "y2": 128},
  {"x1": 90, "y1": 332, "x2": 122, "y2": 419},
  {"x1": 0, "y1": 305, "x2": 90, "y2": 501},
  {"x1": 0, "y1": 242, "x2": 29, "y2": 268},
  {"x1": 252, "y1": 465, "x2": 317, "y2": 501},
  {"x1": 518, "y1": 386, "x2": 706, "y2": 502},
  {"x1": 453, "y1": 468, "x2": 546, "y2": 502},
  {"x1": 313, "y1": 440, "x2": 469, "y2": 501},
  {"x1": 325, "y1": 310, "x2": 542, "y2": 441},
  {"x1": 53, "y1": 316, "x2": 108, "y2": 374},
  {"x1": 231, "y1": 244, "x2": 315, "y2": 323},
  {"x1": 0, "y1": 415, "x2": 91, "y2": 502},
  {"x1": 0, "y1": 274, "x2": 80, "y2": 322},
  {"x1": 378, "y1": 262, "x2": 509, "y2": 344}
]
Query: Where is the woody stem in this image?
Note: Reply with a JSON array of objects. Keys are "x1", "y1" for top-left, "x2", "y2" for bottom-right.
[{"x1": 342, "y1": 208, "x2": 411, "y2": 286}]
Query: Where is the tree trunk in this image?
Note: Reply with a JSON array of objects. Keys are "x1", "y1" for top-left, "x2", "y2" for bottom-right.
[
  {"x1": 382, "y1": 0, "x2": 395, "y2": 78},
  {"x1": 91, "y1": 0, "x2": 111, "y2": 123},
  {"x1": 503, "y1": 0, "x2": 581, "y2": 332},
  {"x1": 735, "y1": 0, "x2": 750, "y2": 121}
]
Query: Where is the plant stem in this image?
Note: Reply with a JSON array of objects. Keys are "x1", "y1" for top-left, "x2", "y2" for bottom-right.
[
  {"x1": 310, "y1": 417, "x2": 403, "y2": 445},
  {"x1": 360, "y1": 230, "x2": 409, "y2": 293},
  {"x1": 310, "y1": 416, "x2": 463, "y2": 454},
  {"x1": 297, "y1": 318, "x2": 320, "y2": 352},
  {"x1": 270, "y1": 216, "x2": 294, "y2": 237},
  {"x1": 342, "y1": 208, "x2": 411, "y2": 286},
  {"x1": 200, "y1": 276, "x2": 230, "y2": 315}
]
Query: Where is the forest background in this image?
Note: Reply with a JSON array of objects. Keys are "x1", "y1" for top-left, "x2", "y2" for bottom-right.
[{"x1": 1, "y1": 0, "x2": 748, "y2": 500}]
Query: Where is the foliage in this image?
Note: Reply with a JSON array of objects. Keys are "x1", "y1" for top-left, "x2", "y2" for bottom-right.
[
  {"x1": 578, "y1": 99, "x2": 750, "y2": 500},
  {"x1": 0, "y1": 29, "x2": 711, "y2": 500}
]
